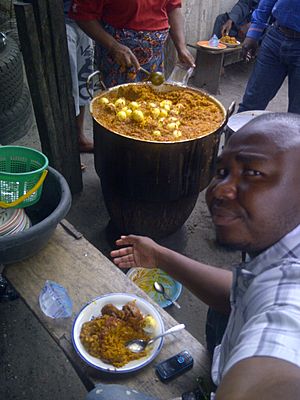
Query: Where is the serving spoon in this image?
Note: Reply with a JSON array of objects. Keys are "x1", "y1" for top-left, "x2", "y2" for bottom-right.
[
  {"x1": 139, "y1": 67, "x2": 165, "y2": 86},
  {"x1": 153, "y1": 281, "x2": 181, "y2": 309},
  {"x1": 126, "y1": 323, "x2": 185, "y2": 353}
]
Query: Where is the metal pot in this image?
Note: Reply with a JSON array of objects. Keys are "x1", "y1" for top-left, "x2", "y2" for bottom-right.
[{"x1": 89, "y1": 78, "x2": 233, "y2": 239}]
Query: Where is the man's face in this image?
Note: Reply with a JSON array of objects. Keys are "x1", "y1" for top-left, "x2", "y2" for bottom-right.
[{"x1": 206, "y1": 123, "x2": 300, "y2": 255}]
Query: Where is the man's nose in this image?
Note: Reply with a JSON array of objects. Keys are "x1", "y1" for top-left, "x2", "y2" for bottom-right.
[{"x1": 213, "y1": 176, "x2": 238, "y2": 200}]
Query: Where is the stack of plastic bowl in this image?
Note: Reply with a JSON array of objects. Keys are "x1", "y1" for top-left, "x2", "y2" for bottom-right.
[{"x1": 0, "y1": 208, "x2": 31, "y2": 236}]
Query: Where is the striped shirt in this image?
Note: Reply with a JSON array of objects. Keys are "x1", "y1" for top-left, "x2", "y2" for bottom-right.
[{"x1": 211, "y1": 223, "x2": 300, "y2": 386}]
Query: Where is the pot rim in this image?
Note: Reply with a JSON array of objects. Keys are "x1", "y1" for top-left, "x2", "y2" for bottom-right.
[{"x1": 90, "y1": 82, "x2": 227, "y2": 144}]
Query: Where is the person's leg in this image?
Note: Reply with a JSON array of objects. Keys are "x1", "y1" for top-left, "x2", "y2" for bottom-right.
[
  {"x1": 286, "y1": 38, "x2": 300, "y2": 114},
  {"x1": 76, "y1": 24, "x2": 94, "y2": 153},
  {"x1": 66, "y1": 21, "x2": 80, "y2": 116},
  {"x1": 76, "y1": 104, "x2": 93, "y2": 153},
  {"x1": 66, "y1": 19, "x2": 94, "y2": 153},
  {"x1": 238, "y1": 26, "x2": 288, "y2": 112}
]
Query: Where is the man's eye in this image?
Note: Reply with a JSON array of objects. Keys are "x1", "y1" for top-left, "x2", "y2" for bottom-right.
[
  {"x1": 243, "y1": 169, "x2": 261, "y2": 176},
  {"x1": 216, "y1": 168, "x2": 227, "y2": 177}
]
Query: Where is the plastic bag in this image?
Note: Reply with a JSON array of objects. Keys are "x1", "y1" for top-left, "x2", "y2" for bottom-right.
[
  {"x1": 167, "y1": 62, "x2": 194, "y2": 86},
  {"x1": 39, "y1": 280, "x2": 72, "y2": 318},
  {"x1": 208, "y1": 34, "x2": 219, "y2": 47}
]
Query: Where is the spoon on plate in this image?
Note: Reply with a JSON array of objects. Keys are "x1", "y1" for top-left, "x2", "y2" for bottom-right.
[
  {"x1": 126, "y1": 323, "x2": 185, "y2": 353},
  {"x1": 153, "y1": 281, "x2": 181, "y2": 309},
  {"x1": 139, "y1": 67, "x2": 165, "y2": 86}
]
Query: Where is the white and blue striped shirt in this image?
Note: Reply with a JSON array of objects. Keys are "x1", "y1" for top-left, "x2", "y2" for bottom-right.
[{"x1": 211, "y1": 223, "x2": 300, "y2": 386}]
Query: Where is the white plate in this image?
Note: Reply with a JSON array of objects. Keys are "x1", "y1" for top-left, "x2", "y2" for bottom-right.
[
  {"x1": 72, "y1": 293, "x2": 164, "y2": 373},
  {"x1": 219, "y1": 39, "x2": 241, "y2": 48}
]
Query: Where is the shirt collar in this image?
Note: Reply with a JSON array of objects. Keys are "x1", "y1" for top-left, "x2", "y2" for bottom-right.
[{"x1": 240, "y1": 223, "x2": 300, "y2": 277}]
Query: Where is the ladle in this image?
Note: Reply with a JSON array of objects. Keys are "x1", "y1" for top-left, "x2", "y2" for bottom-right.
[
  {"x1": 153, "y1": 281, "x2": 181, "y2": 309},
  {"x1": 139, "y1": 67, "x2": 165, "y2": 86},
  {"x1": 126, "y1": 323, "x2": 185, "y2": 353}
]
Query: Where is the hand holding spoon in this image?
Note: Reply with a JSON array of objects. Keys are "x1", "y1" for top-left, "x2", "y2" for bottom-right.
[
  {"x1": 126, "y1": 323, "x2": 185, "y2": 353},
  {"x1": 139, "y1": 67, "x2": 165, "y2": 86},
  {"x1": 153, "y1": 281, "x2": 181, "y2": 309}
]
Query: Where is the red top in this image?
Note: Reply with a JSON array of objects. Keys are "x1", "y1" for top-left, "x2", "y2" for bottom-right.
[{"x1": 69, "y1": 0, "x2": 181, "y2": 31}]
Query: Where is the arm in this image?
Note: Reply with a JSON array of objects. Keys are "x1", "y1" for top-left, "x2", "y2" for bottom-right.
[
  {"x1": 75, "y1": 20, "x2": 140, "y2": 70},
  {"x1": 167, "y1": 7, "x2": 195, "y2": 67},
  {"x1": 228, "y1": 0, "x2": 252, "y2": 26},
  {"x1": 110, "y1": 235, "x2": 232, "y2": 314},
  {"x1": 242, "y1": 0, "x2": 276, "y2": 59},
  {"x1": 221, "y1": 0, "x2": 251, "y2": 36},
  {"x1": 69, "y1": 0, "x2": 140, "y2": 70},
  {"x1": 215, "y1": 357, "x2": 300, "y2": 400}
]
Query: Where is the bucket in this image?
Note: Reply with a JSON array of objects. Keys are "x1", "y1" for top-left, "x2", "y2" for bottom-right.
[{"x1": 0, "y1": 146, "x2": 48, "y2": 208}]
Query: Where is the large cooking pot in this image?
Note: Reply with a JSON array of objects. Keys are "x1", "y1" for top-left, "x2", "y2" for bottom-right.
[{"x1": 89, "y1": 78, "x2": 233, "y2": 239}]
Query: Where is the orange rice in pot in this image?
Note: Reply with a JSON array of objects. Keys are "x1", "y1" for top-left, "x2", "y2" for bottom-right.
[{"x1": 92, "y1": 84, "x2": 224, "y2": 142}]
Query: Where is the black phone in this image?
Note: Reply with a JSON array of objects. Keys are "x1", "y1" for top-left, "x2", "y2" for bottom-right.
[{"x1": 155, "y1": 350, "x2": 194, "y2": 382}]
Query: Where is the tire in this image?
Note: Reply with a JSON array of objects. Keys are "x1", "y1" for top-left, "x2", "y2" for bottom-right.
[
  {"x1": 0, "y1": 85, "x2": 34, "y2": 144},
  {"x1": 0, "y1": 35, "x2": 23, "y2": 112},
  {"x1": 5, "y1": 27, "x2": 20, "y2": 49}
]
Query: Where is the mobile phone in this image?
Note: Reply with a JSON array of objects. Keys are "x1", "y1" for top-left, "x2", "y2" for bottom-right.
[{"x1": 155, "y1": 350, "x2": 194, "y2": 382}]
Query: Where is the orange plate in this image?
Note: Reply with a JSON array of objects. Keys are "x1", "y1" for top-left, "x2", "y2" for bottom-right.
[{"x1": 197, "y1": 40, "x2": 227, "y2": 50}]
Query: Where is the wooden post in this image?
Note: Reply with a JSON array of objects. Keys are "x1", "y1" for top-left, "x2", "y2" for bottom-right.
[{"x1": 14, "y1": 1, "x2": 83, "y2": 194}]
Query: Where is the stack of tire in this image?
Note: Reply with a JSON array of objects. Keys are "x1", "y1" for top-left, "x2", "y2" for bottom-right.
[{"x1": 0, "y1": 32, "x2": 33, "y2": 144}]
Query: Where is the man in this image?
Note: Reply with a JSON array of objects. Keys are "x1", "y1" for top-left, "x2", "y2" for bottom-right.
[
  {"x1": 111, "y1": 112, "x2": 300, "y2": 399},
  {"x1": 238, "y1": 0, "x2": 300, "y2": 113},
  {"x1": 212, "y1": 0, "x2": 259, "y2": 40}
]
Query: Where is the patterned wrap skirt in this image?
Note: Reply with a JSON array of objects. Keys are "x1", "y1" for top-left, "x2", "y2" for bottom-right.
[{"x1": 96, "y1": 23, "x2": 169, "y2": 88}]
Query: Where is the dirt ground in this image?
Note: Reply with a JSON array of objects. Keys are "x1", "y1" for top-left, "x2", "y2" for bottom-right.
[{"x1": 0, "y1": 60, "x2": 289, "y2": 400}]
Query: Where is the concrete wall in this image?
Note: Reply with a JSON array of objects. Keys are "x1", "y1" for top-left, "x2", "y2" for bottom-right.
[
  {"x1": 165, "y1": 0, "x2": 237, "y2": 75},
  {"x1": 183, "y1": 0, "x2": 237, "y2": 42}
]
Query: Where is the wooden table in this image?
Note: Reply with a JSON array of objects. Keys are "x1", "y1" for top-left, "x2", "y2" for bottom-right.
[
  {"x1": 4, "y1": 222, "x2": 210, "y2": 399},
  {"x1": 188, "y1": 43, "x2": 243, "y2": 94}
]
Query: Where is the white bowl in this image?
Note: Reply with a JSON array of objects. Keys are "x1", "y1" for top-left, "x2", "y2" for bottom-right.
[{"x1": 72, "y1": 293, "x2": 164, "y2": 373}]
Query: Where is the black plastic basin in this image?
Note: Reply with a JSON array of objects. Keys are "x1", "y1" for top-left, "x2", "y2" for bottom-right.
[{"x1": 0, "y1": 166, "x2": 72, "y2": 264}]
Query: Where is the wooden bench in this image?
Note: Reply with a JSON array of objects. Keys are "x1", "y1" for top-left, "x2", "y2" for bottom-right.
[
  {"x1": 188, "y1": 43, "x2": 243, "y2": 94},
  {"x1": 3, "y1": 222, "x2": 210, "y2": 399}
]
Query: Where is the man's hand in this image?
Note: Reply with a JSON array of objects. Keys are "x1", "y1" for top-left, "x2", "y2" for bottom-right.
[
  {"x1": 110, "y1": 235, "x2": 159, "y2": 269},
  {"x1": 221, "y1": 19, "x2": 233, "y2": 36},
  {"x1": 109, "y1": 42, "x2": 140, "y2": 71},
  {"x1": 238, "y1": 22, "x2": 251, "y2": 40},
  {"x1": 242, "y1": 37, "x2": 259, "y2": 62}
]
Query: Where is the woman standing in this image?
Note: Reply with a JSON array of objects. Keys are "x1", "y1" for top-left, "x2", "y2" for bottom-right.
[{"x1": 69, "y1": 0, "x2": 195, "y2": 87}]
